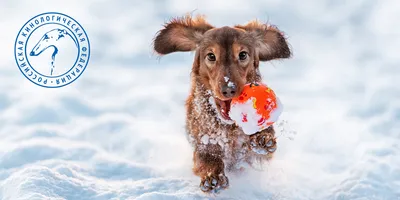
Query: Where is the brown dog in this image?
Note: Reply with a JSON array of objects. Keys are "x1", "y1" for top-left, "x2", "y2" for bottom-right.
[{"x1": 153, "y1": 15, "x2": 291, "y2": 193}]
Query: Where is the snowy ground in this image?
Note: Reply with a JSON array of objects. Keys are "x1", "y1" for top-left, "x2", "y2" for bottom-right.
[{"x1": 1, "y1": 0, "x2": 400, "y2": 199}]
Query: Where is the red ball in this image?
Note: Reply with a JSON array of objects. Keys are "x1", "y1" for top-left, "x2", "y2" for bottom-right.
[{"x1": 229, "y1": 82, "x2": 283, "y2": 135}]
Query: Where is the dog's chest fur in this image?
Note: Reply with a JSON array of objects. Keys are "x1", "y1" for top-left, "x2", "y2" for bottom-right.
[{"x1": 186, "y1": 82, "x2": 254, "y2": 171}]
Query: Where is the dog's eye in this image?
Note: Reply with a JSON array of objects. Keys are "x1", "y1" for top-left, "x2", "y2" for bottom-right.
[
  {"x1": 239, "y1": 51, "x2": 248, "y2": 60},
  {"x1": 207, "y1": 53, "x2": 216, "y2": 61}
]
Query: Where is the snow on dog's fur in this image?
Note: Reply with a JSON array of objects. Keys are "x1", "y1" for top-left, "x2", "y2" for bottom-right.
[{"x1": 153, "y1": 14, "x2": 292, "y2": 193}]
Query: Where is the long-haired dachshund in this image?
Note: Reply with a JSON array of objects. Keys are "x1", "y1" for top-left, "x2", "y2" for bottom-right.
[{"x1": 153, "y1": 14, "x2": 291, "y2": 193}]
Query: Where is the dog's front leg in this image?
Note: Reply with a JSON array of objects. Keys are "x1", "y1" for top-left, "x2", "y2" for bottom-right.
[
  {"x1": 192, "y1": 145, "x2": 229, "y2": 193},
  {"x1": 248, "y1": 126, "x2": 277, "y2": 156}
]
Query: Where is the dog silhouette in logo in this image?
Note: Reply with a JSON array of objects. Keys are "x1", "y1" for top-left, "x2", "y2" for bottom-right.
[{"x1": 30, "y1": 28, "x2": 78, "y2": 76}]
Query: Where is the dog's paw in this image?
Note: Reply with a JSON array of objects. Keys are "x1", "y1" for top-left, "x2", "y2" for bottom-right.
[
  {"x1": 200, "y1": 173, "x2": 229, "y2": 193},
  {"x1": 249, "y1": 132, "x2": 277, "y2": 155}
]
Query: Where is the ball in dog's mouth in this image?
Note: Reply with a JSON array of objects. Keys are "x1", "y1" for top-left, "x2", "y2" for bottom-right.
[{"x1": 215, "y1": 98, "x2": 232, "y2": 120}]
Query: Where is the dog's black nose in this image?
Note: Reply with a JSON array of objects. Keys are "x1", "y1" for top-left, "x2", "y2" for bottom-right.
[{"x1": 221, "y1": 85, "x2": 236, "y2": 98}]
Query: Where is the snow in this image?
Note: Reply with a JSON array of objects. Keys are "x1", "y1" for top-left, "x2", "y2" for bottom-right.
[
  {"x1": 268, "y1": 97, "x2": 283, "y2": 125},
  {"x1": 224, "y1": 76, "x2": 235, "y2": 88},
  {"x1": 224, "y1": 76, "x2": 229, "y2": 82},
  {"x1": 200, "y1": 135, "x2": 209, "y2": 145},
  {"x1": 1, "y1": 0, "x2": 400, "y2": 200},
  {"x1": 229, "y1": 97, "x2": 261, "y2": 135}
]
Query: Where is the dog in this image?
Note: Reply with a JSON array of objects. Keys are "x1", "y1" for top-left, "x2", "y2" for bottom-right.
[
  {"x1": 153, "y1": 14, "x2": 291, "y2": 193},
  {"x1": 30, "y1": 29, "x2": 78, "y2": 76}
]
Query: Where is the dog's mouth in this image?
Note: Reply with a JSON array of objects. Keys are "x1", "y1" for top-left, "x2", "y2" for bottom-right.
[{"x1": 214, "y1": 97, "x2": 232, "y2": 121}]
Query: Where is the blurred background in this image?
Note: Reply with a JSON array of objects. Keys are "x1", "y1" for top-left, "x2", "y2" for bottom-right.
[{"x1": 0, "y1": 0, "x2": 399, "y2": 199}]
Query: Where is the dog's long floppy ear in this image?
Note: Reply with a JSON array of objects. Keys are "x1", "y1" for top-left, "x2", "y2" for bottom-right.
[
  {"x1": 235, "y1": 20, "x2": 292, "y2": 61},
  {"x1": 153, "y1": 15, "x2": 214, "y2": 55}
]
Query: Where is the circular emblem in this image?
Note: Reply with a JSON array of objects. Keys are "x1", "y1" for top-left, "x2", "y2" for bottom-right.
[{"x1": 14, "y1": 12, "x2": 90, "y2": 88}]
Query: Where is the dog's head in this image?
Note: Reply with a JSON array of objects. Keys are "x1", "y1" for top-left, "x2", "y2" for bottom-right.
[{"x1": 153, "y1": 15, "x2": 291, "y2": 121}]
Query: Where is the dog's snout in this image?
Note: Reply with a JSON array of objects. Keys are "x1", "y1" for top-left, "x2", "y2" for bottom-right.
[{"x1": 221, "y1": 85, "x2": 236, "y2": 98}]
